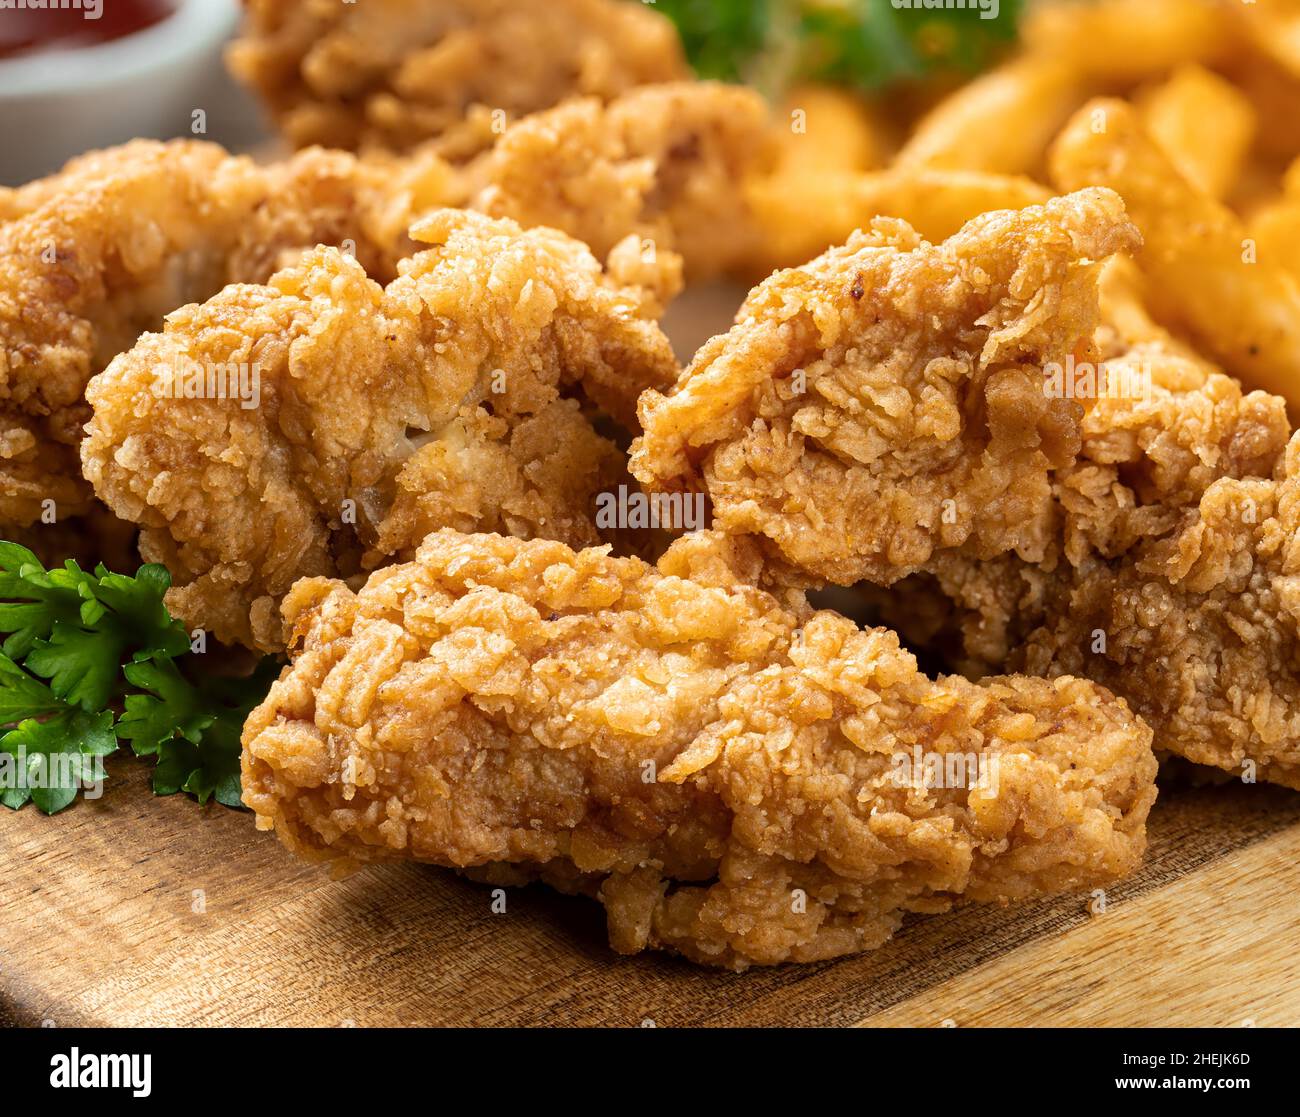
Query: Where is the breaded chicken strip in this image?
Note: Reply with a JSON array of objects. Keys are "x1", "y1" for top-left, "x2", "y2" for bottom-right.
[
  {"x1": 0, "y1": 143, "x2": 177, "y2": 223},
  {"x1": 227, "y1": 0, "x2": 687, "y2": 158},
  {"x1": 631, "y1": 189, "x2": 1141, "y2": 587},
  {"x1": 880, "y1": 262, "x2": 1300, "y2": 787},
  {"x1": 242, "y1": 529, "x2": 1157, "y2": 970},
  {"x1": 82, "y1": 211, "x2": 680, "y2": 652},
  {"x1": 919, "y1": 456, "x2": 1300, "y2": 789},
  {"x1": 471, "y1": 83, "x2": 773, "y2": 280},
  {"x1": 0, "y1": 139, "x2": 453, "y2": 531}
]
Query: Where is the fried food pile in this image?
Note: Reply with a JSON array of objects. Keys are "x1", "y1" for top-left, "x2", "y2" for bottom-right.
[
  {"x1": 242, "y1": 530, "x2": 1156, "y2": 969},
  {"x1": 2, "y1": 76, "x2": 768, "y2": 544},
  {"x1": 0, "y1": 139, "x2": 451, "y2": 533},
  {"x1": 13, "y1": 0, "x2": 1300, "y2": 969},
  {"x1": 82, "y1": 211, "x2": 679, "y2": 652}
]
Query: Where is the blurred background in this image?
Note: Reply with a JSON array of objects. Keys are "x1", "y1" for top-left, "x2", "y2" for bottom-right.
[
  {"x1": 0, "y1": 0, "x2": 1026, "y2": 185},
  {"x1": 0, "y1": 0, "x2": 266, "y2": 184}
]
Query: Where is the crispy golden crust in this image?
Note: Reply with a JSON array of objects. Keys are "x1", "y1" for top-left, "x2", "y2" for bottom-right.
[
  {"x1": 242, "y1": 528, "x2": 1157, "y2": 970},
  {"x1": 82, "y1": 211, "x2": 680, "y2": 652},
  {"x1": 924, "y1": 454, "x2": 1300, "y2": 788},
  {"x1": 915, "y1": 468, "x2": 1300, "y2": 789},
  {"x1": 227, "y1": 0, "x2": 687, "y2": 157},
  {"x1": 0, "y1": 139, "x2": 455, "y2": 530},
  {"x1": 472, "y1": 83, "x2": 773, "y2": 280},
  {"x1": 882, "y1": 262, "x2": 1300, "y2": 787},
  {"x1": 631, "y1": 189, "x2": 1141, "y2": 586}
]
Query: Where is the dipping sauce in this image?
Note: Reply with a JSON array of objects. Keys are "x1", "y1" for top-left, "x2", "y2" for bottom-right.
[{"x1": 0, "y1": 0, "x2": 176, "y2": 61}]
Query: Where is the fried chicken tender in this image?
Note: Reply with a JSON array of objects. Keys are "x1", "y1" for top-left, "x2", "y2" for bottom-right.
[
  {"x1": 227, "y1": 0, "x2": 687, "y2": 158},
  {"x1": 0, "y1": 139, "x2": 454, "y2": 531},
  {"x1": 241, "y1": 529, "x2": 1157, "y2": 970},
  {"x1": 471, "y1": 83, "x2": 773, "y2": 281},
  {"x1": 883, "y1": 261, "x2": 1300, "y2": 787},
  {"x1": 82, "y1": 211, "x2": 680, "y2": 652},
  {"x1": 631, "y1": 188, "x2": 1142, "y2": 587}
]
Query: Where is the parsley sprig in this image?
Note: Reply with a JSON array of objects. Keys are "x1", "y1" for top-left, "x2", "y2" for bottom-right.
[
  {"x1": 0, "y1": 542, "x2": 275, "y2": 814},
  {"x1": 650, "y1": 0, "x2": 1024, "y2": 95}
]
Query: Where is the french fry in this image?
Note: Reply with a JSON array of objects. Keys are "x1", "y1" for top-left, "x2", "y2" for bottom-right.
[
  {"x1": 894, "y1": 57, "x2": 1084, "y2": 175},
  {"x1": 1248, "y1": 197, "x2": 1300, "y2": 281},
  {"x1": 746, "y1": 167, "x2": 1049, "y2": 271},
  {"x1": 1097, "y1": 256, "x2": 1220, "y2": 379},
  {"x1": 1246, "y1": 155, "x2": 1300, "y2": 281},
  {"x1": 772, "y1": 84, "x2": 887, "y2": 175},
  {"x1": 1226, "y1": 50, "x2": 1300, "y2": 161},
  {"x1": 1051, "y1": 98, "x2": 1300, "y2": 413},
  {"x1": 1023, "y1": 0, "x2": 1235, "y2": 79},
  {"x1": 1234, "y1": 0, "x2": 1300, "y2": 79},
  {"x1": 1138, "y1": 65, "x2": 1256, "y2": 199}
]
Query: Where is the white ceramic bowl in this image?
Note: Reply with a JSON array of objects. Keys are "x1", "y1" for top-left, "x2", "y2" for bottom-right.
[{"x1": 0, "y1": 0, "x2": 242, "y2": 186}]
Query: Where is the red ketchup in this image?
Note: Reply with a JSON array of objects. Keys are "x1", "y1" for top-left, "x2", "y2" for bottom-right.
[{"x1": 0, "y1": 0, "x2": 176, "y2": 61}]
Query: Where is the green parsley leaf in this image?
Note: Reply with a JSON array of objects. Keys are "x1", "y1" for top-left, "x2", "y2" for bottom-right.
[
  {"x1": 650, "y1": 0, "x2": 1024, "y2": 95},
  {"x1": 24, "y1": 621, "x2": 124, "y2": 712},
  {"x1": 652, "y1": 0, "x2": 771, "y2": 85},
  {"x1": 0, "y1": 543, "x2": 99, "y2": 660},
  {"x1": 121, "y1": 656, "x2": 279, "y2": 808},
  {"x1": 119, "y1": 657, "x2": 214, "y2": 756},
  {"x1": 0, "y1": 651, "x2": 116, "y2": 813},
  {"x1": 0, "y1": 651, "x2": 66, "y2": 723},
  {"x1": 94, "y1": 564, "x2": 192, "y2": 661},
  {"x1": 0, "y1": 546, "x2": 189, "y2": 713},
  {"x1": 0, "y1": 545, "x2": 276, "y2": 813},
  {"x1": 0, "y1": 707, "x2": 116, "y2": 814}
]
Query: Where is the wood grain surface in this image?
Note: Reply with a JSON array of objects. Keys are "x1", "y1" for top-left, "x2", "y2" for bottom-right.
[{"x1": 3, "y1": 755, "x2": 1298, "y2": 1027}]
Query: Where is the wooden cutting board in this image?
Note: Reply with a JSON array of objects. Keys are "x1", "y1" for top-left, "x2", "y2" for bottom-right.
[{"x1": 3, "y1": 754, "x2": 1299, "y2": 1027}]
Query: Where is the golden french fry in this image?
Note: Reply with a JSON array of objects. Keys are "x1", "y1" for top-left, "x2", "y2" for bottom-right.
[
  {"x1": 894, "y1": 57, "x2": 1084, "y2": 175},
  {"x1": 1248, "y1": 196, "x2": 1300, "y2": 281},
  {"x1": 1097, "y1": 256, "x2": 1220, "y2": 379},
  {"x1": 1226, "y1": 49, "x2": 1300, "y2": 162},
  {"x1": 1051, "y1": 98, "x2": 1300, "y2": 413},
  {"x1": 1024, "y1": 0, "x2": 1234, "y2": 78},
  {"x1": 746, "y1": 167, "x2": 1050, "y2": 271},
  {"x1": 855, "y1": 169, "x2": 1052, "y2": 240},
  {"x1": 772, "y1": 84, "x2": 887, "y2": 175},
  {"x1": 1234, "y1": 0, "x2": 1300, "y2": 78},
  {"x1": 1139, "y1": 65, "x2": 1256, "y2": 199},
  {"x1": 1243, "y1": 155, "x2": 1300, "y2": 283}
]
